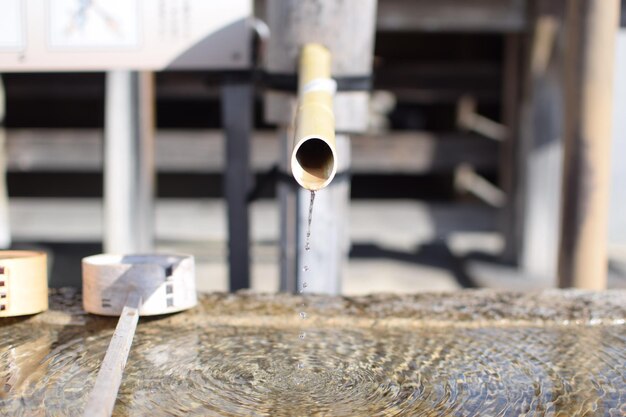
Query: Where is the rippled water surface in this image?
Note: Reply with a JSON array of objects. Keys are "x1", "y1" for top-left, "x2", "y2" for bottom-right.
[{"x1": 1, "y1": 292, "x2": 625, "y2": 416}]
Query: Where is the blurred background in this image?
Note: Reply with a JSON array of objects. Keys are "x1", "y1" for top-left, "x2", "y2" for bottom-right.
[{"x1": 1, "y1": 0, "x2": 625, "y2": 294}]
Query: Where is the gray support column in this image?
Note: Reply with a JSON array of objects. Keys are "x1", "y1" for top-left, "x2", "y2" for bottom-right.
[
  {"x1": 221, "y1": 80, "x2": 253, "y2": 291},
  {"x1": 296, "y1": 134, "x2": 350, "y2": 295},
  {"x1": 278, "y1": 127, "x2": 299, "y2": 293},
  {"x1": 104, "y1": 71, "x2": 155, "y2": 254},
  {"x1": 558, "y1": 0, "x2": 620, "y2": 289},
  {"x1": 518, "y1": 10, "x2": 565, "y2": 284},
  {"x1": 499, "y1": 35, "x2": 521, "y2": 263},
  {"x1": 0, "y1": 76, "x2": 9, "y2": 249}
]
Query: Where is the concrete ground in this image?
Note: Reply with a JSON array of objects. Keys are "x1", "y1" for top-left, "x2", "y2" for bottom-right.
[{"x1": 8, "y1": 198, "x2": 626, "y2": 293}]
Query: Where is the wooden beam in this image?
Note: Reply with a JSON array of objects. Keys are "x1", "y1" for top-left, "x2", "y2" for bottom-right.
[
  {"x1": 255, "y1": 0, "x2": 528, "y2": 33},
  {"x1": 5, "y1": 129, "x2": 498, "y2": 174},
  {"x1": 375, "y1": 0, "x2": 527, "y2": 33}
]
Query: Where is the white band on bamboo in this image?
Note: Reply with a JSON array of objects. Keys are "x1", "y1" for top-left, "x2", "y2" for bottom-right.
[
  {"x1": 82, "y1": 254, "x2": 197, "y2": 316},
  {"x1": 0, "y1": 251, "x2": 48, "y2": 317},
  {"x1": 302, "y1": 78, "x2": 337, "y2": 95}
]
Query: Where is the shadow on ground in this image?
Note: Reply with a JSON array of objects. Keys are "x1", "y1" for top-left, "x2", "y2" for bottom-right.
[{"x1": 349, "y1": 241, "x2": 477, "y2": 288}]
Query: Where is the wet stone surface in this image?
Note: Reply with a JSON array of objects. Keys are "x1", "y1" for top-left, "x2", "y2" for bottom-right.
[{"x1": 1, "y1": 289, "x2": 625, "y2": 416}]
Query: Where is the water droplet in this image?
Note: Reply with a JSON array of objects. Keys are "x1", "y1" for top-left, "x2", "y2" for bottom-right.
[
  {"x1": 305, "y1": 243, "x2": 310, "y2": 251},
  {"x1": 299, "y1": 311, "x2": 307, "y2": 319},
  {"x1": 299, "y1": 332, "x2": 306, "y2": 339},
  {"x1": 302, "y1": 282, "x2": 308, "y2": 288},
  {"x1": 303, "y1": 265, "x2": 309, "y2": 272}
]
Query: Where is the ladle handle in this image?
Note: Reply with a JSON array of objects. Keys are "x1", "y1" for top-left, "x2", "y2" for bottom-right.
[{"x1": 83, "y1": 292, "x2": 142, "y2": 417}]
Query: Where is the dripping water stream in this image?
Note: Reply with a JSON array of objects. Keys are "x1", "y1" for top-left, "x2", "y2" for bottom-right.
[
  {"x1": 305, "y1": 190, "x2": 315, "y2": 252},
  {"x1": 298, "y1": 190, "x2": 316, "y2": 371}
]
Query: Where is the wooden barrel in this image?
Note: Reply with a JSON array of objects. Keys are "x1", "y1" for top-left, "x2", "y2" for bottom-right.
[
  {"x1": 82, "y1": 254, "x2": 197, "y2": 316},
  {"x1": 0, "y1": 251, "x2": 48, "y2": 317}
]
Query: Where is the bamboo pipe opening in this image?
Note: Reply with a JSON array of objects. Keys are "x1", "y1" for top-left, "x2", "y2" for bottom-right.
[
  {"x1": 292, "y1": 137, "x2": 336, "y2": 190},
  {"x1": 291, "y1": 44, "x2": 337, "y2": 191}
]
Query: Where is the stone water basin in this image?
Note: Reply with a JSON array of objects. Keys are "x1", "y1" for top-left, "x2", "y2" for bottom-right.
[{"x1": 1, "y1": 289, "x2": 625, "y2": 416}]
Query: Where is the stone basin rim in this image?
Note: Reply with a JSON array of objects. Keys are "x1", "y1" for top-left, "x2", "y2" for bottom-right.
[{"x1": 13, "y1": 287, "x2": 626, "y2": 330}]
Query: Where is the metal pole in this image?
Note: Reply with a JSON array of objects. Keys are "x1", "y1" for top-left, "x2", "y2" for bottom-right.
[
  {"x1": 558, "y1": 0, "x2": 620, "y2": 289},
  {"x1": 104, "y1": 71, "x2": 155, "y2": 254},
  {"x1": 221, "y1": 80, "x2": 253, "y2": 291},
  {"x1": 0, "y1": 75, "x2": 10, "y2": 249}
]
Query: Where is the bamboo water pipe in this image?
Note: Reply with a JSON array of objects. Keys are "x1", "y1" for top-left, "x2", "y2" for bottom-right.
[{"x1": 291, "y1": 44, "x2": 337, "y2": 190}]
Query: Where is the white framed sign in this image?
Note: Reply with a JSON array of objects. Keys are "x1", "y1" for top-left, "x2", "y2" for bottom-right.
[{"x1": 0, "y1": 0, "x2": 251, "y2": 71}]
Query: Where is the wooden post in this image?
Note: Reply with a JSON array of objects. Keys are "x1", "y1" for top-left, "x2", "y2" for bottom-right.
[
  {"x1": 558, "y1": 0, "x2": 620, "y2": 289},
  {"x1": 608, "y1": 21, "x2": 626, "y2": 249}
]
